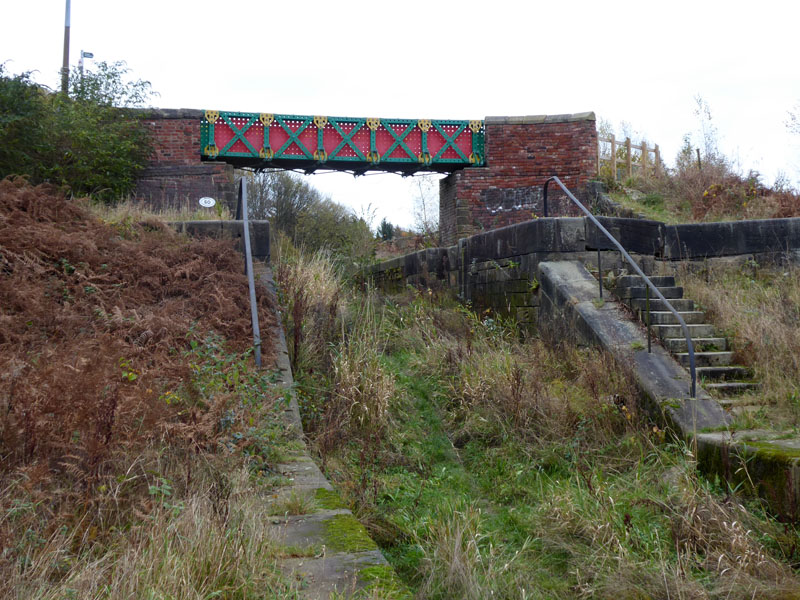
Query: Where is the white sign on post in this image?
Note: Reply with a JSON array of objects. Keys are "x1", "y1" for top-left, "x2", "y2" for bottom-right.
[{"x1": 199, "y1": 197, "x2": 216, "y2": 208}]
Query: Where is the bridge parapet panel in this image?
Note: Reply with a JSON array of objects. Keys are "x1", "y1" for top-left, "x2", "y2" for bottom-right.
[{"x1": 200, "y1": 111, "x2": 485, "y2": 174}]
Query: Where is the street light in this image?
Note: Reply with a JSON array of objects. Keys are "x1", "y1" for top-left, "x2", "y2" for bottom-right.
[{"x1": 61, "y1": 0, "x2": 71, "y2": 94}]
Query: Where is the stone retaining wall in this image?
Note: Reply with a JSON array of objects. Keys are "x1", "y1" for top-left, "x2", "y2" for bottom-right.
[
  {"x1": 370, "y1": 215, "x2": 800, "y2": 320},
  {"x1": 170, "y1": 219, "x2": 270, "y2": 260}
]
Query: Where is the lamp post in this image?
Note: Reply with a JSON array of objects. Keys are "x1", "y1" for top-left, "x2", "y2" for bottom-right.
[{"x1": 61, "y1": 0, "x2": 71, "y2": 94}]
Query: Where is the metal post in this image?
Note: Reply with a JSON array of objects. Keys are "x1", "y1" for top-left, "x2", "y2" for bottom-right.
[
  {"x1": 61, "y1": 0, "x2": 71, "y2": 94},
  {"x1": 646, "y1": 285, "x2": 651, "y2": 353},
  {"x1": 597, "y1": 248, "x2": 603, "y2": 299},
  {"x1": 239, "y1": 179, "x2": 262, "y2": 367},
  {"x1": 542, "y1": 182, "x2": 549, "y2": 218}
]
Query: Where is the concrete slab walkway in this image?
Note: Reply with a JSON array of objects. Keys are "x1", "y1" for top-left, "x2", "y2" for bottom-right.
[{"x1": 255, "y1": 263, "x2": 402, "y2": 598}]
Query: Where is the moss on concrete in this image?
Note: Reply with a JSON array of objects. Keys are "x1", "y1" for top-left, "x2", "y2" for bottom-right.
[
  {"x1": 314, "y1": 487, "x2": 348, "y2": 510},
  {"x1": 696, "y1": 433, "x2": 800, "y2": 519},
  {"x1": 358, "y1": 564, "x2": 413, "y2": 599},
  {"x1": 323, "y1": 513, "x2": 377, "y2": 553},
  {"x1": 745, "y1": 440, "x2": 800, "y2": 461}
]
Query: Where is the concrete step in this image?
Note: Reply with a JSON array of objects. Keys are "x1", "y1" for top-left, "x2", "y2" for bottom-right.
[
  {"x1": 630, "y1": 297, "x2": 695, "y2": 313},
  {"x1": 616, "y1": 275, "x2": 676, "y2": 288},
  {"x1": 620, "y1": 286, "x2": 684, "y2": 299},
  {"x1": 645, "y1": 311, "x2": 707, "y2": 325},
  {"x1": 697, "y1": 366, "x2": 755, "y2": 381},
  {"x1": 706, "y1": 382, "x2": 763, "y2": 396},
  {"x1": 665, "y1": 337, "x2": 728, "y2": 353},
  {"x1": 677, "y1": 351, "x2": 735, "y2": 367},
  {"x1": 717, "y1": 394, "x2": 769, "y2": 408},
  {"x1": 654, "y1": 323, "x2": 715, "y2": 339}
]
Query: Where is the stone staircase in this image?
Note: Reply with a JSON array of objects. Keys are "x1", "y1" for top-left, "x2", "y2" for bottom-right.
[{"x1": 613, "y1": 274, "x2": 762, "y2": 411}]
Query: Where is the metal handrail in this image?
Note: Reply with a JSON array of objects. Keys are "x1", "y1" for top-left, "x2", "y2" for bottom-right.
[
  {"x1": 239, "y1": 178, "x2": 263, "y2": 367},
  {"x1": 543, "y1": 176, "x2": 696, "y2": 398}
]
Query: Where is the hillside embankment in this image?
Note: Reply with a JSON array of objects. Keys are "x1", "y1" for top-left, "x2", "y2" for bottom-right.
[
  {"x1": 0, "y1": 178, "x2": 276, "y2": 473},
  {"x1": 0, "y1": 178, "x2": 305, "y2": 597}
]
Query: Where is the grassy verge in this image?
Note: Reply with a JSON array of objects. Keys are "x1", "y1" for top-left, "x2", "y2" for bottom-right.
[
  {"x1": 598, "y1": 153, "x2": 800, "y2": 223},
  {"x1": 277, "y1": 249, "x2": 800, "y2": 599}
]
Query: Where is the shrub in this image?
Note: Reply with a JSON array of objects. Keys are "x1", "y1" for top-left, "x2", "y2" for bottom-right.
[{"x1": 0, "y1": 61, "x2": 154, "y2": 202}]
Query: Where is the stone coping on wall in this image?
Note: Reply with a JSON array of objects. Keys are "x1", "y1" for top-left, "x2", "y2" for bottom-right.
[
  {"x1": 369, "y1": 216, "x2": 800, "y2": 284},
  {"x1": 136, "y1": 107, "x2": 206, "y2": 120},
  {"x1": 256, "y1": 266, "x2": 401, "y2": 597},
  {"x1": 485, "y1": 112, "x2": 596, "y2": 125}
]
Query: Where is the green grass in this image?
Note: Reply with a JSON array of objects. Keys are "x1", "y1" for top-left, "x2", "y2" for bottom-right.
[
  {"x1": 268, "y1": 239, "x2": 800, "y2": 598},
  {"x1": 283, "y1": 283, "x2": 800, "y2": 598},
  {"x1": 609, "y1": 189, "x2": 687, "y2": 223}
]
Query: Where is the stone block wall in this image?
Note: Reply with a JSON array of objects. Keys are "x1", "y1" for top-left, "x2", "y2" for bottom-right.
[
  {"x1": 368, "y1": 215, "x2": 800, "y2": 329},
  {"x1": 170, "y1": 220, "x2": 271, "y2": 261},
  {"x1": 369, "y1": 217, "x2": 624, "y2": 330},
  {"x1": 133, "y1": 109, "x2": 237, "y2": 212},
  {"x1": 439, "y1": 113, "x2": 598, "y2": 246}
]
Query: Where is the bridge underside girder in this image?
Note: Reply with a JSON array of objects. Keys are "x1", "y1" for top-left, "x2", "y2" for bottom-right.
[{"x1": 200, "y1": 111, "x2": 485, "y2": 175}]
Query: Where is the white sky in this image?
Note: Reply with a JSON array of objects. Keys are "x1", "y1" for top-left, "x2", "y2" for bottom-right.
[{"x1": 2, "y1": 0, "x2": 799, "y2": 229}]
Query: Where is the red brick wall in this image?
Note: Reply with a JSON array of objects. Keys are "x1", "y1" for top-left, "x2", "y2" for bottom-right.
[
  {"x1": 133, "y1": 109, "x2": 237, "y2": 212},
  {"x1": 439, "y1": 113, "x2": 597, "y2": 245},
  {"x1": 143, "y1": 111, "x2": 203, "y2": 165}
]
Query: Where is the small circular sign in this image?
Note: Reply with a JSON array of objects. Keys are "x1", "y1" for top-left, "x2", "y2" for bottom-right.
[{"x1": 199, "y1": 197, "x2": 216, "y2": 208}]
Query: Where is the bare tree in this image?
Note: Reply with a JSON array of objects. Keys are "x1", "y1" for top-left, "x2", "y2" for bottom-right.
[
  {"x1": 411, "y1": 174, "x2": 439, "y2": 240},
  {"x1": 247, "y1": 170, "x2": 322, "y2": 234}
]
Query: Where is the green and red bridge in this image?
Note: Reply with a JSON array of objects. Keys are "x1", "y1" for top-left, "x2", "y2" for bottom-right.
[
  {"x1": 200, "y1": 111, "x2": 485, "y2": 175},
  {"x1": 135, "y1": 108, "x2": 598, "y2": 244}
]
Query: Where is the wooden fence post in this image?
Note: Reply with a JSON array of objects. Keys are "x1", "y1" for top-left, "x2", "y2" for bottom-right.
[
  {"x1": 641, "y1": 140, "x2": 648, "y2": 180},
  {"x1": 625, "y1": 137, "x2": 632, "y2": 179},
  {"x1": 597, "y1": 139, "x2": 601, "y2": 175},
  {"x1": 654, "y1": 144, "x2": 661, "y2": 176},
  {"x1": 611, "y1": 135, "x2": 617, "y2": 182}
]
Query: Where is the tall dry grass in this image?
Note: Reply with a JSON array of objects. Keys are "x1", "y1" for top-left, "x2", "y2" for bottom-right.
[
  {"x1": 680, "y1": 260, "x2": 800, "y2": 424},
  {"x1": 84, "y1": 195, "x2": 232, "y2": 224},
  {"x1": 614, "y1": 153, "x2": 800, "y2": 223},
  {"x1": 273, "y1": 234, "x2": 342, "y2": 377},
  {"x1": 373, "y1": 292, "x2": 800, "y2": 598},
  {"x1": 274, "y1": 239, "x2": 397, "y2": 514},
  {"x1": 4, "y1": 461, "x2": 297, "y2": 599}
]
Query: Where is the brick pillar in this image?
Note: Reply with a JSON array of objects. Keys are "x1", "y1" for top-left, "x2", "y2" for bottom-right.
[
  {"x1": 133, "y1": 108, "x2": 237, "y2": 213},
  {"x1": 439, "y1": 112, "x2": 597, "y2": 246}
]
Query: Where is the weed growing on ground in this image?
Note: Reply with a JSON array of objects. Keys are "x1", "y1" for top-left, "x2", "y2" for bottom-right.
[
  {"x1": 607, "y1": 160, "x2": 800, "y2": 223},
  {"x1": 277, "y1": 248, "x2": 800, "y2": 598}
]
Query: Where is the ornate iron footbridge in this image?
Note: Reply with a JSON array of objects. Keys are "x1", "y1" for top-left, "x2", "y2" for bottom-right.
[{"x1": 200, "y1": 110, "x2": 485, "y2": 175}]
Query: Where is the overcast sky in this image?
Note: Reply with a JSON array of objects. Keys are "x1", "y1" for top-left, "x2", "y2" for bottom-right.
[{"x1": 3, "y1": 0, "x2": 798, "y2": 229}]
